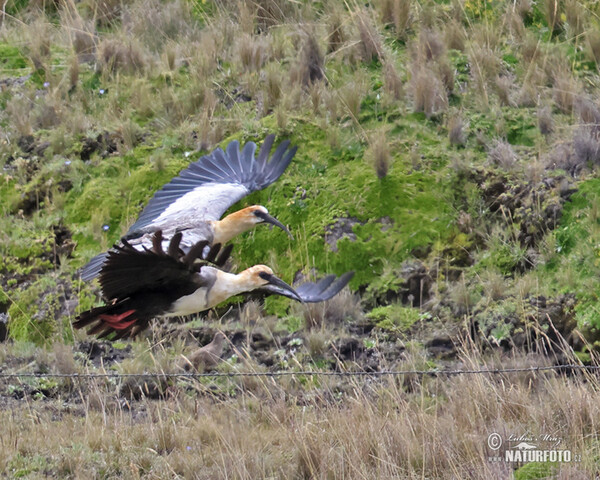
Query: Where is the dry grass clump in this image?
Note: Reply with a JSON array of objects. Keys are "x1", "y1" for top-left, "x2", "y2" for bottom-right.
[
  {"x1": 416, "y1": 28, "x2": 445, "y2": 61},
  {"x1": 573, "y1": 127, "x2": 600, "y2": 167},
  {"x1": 25, "y1": 17, "x2": 53, "y2": 71},
  {"x1": 355, "y1": 9, "x2": 385, "y2": 63},
  {"x1": 564, "y1": 0, "x2": 586, "y2": 39},
  {"x1": 469, "y1": 44, "x2": 502, "y2": 104},
  {"x1": 377, "y1": 0, "x2": 412, "y2": 39},
  {"x1": 445, "y1": 19, "x2": 465, "y2": 51},
  {"x1": 448, "y1": 113, "x2": 466, "y2": 146},
  {"x1": 60, "y1": 6, "x2": 97, "y2": 61},
  {"x1": 299, "y1": 287, "x2": 363, "y2": 330},
  {"x1": 236, "y1": 33, "x2": 270, "y2": 72},
  {"x1": 82, "y1": 0, "x2": 126, "y2": 27},
  {"x1": 325, "y1": 4, "x2": 348, "y2": 54},
  {"x1": 290, "y1": 30, "x2": 324, "y2": 88},
  {"x1": 537, "y1": 104, "x2": 554, "y2": 137},
  {"x1": 367, "y1": 128, "x2": 392, "y2": 179},
  {"x1": 586, "y1": 30, "x2": 600, "y2": 65},
  {"x1": 123, "y1": 0, "x2": 197, "y2": 52},
  {"x1": 411, "y1": 65, "x2": 448, "y2": 118},
  {"x1": 337, "y1": 73, "x2": 368, "y2": 121},
  {"x1": 96, "y1": 37, "x2": 148, "y2": 75},
  {"x1": 488, "y1": 139, "x2": 517, "y2": 170},
  {"x1": 574, "y1": 96, "x2": 600, "y2": 126},
  {"x1": 544, "y1": 0, "x2": 562, "y2": 34},
  {"x1": 408, "y1": 26, "x2": 453, "y2": 115},
  {"x1": 382, "y1": 60, "x2": 403, "y2": 102},
  {"x1": 261, "y1": 63, "x2": 283, "y2": 113},
  {"x1": 495, "y1": 74, "x2": 516, "y2": 107},
  {"x1": 552, "y1": 68, "x2": 580, "y2": 114}
]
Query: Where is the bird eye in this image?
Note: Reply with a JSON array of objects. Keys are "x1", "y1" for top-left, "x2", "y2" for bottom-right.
[{"x1": 258, "y1": 271, "x2": 271, "y2": 281}]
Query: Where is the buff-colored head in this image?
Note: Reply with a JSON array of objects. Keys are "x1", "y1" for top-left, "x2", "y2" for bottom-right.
[
  {"x1": 240, "y1": 265, "x2": 301, "y2": 301},
  {"x1": 214, "y1": 206, "x2": 293, "y2": 244}
]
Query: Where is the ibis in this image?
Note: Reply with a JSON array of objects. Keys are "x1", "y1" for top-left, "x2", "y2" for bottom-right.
[
  {"x1": 74, "y1": 232, "x2": 354, "y2": 339},
  {"x1": 81, "y1": 134, "x2": 297, "y2": 281}
]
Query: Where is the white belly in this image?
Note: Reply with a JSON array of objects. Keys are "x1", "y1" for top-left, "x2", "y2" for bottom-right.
[{"x1": 167, "y1": 288, "x2": 210, "y2": 316}]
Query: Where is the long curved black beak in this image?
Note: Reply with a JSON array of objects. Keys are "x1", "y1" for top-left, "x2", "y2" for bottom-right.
[
  {"x1": 260, "y1": 272, "x2": 302, "y2": 302},
  {"x1": 255, "y1": 211, "x2": 294, "y2": 240}
]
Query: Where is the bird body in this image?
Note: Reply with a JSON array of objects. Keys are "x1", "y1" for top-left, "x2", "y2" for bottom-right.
[
  {"x1": 74, "y1": 232, "x2": 353, "y2": 339},
  {"x1": 168, "y1": 265, "x2": 294, "y2": 316}
]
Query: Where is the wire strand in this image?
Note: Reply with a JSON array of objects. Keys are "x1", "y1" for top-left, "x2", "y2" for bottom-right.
[{"x1": 0, "y1": 364, "x2": 598, "y2": 380}]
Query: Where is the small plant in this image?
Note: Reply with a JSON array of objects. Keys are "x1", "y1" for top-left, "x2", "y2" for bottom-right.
[
  {"x1": 448, "y1": 113, "x2": 466, "y2": 146},
  {"x1": 537, "y1": 105, "x2": 553, "y2": 137}
]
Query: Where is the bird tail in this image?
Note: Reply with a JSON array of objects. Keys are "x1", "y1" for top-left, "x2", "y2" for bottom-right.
[
  {"x1": 73, "y1": 303, "x2": 141, "y2": 339},
  {"x1": 80, "y1": 252, "x2": 108, "y2": 282}
]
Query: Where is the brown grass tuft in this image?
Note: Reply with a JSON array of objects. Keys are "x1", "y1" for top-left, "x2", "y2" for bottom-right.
[
  {"x1": 291, "y1": 30, "x2": 324, "y2": 87},
  {"x1": 325, "y1": 5, "x2": 348, "y2": 53},
  {"x1": 237, "y1": 33, "x2": 269, "y2": 72},
  {"x1": 411, "y1": 65, "x2": 448, "y2": 117},
  {"x1": 495, "y1": 74, "x2": 515, "y2": 106},
  {"x1": 552, "y1": 69, "x2": 579, "y2": 114},
  {"x1": 382, "y1": 60, "x2": 403, "y2": 102},
  {"x1": 97, "y1": 37, "x2": 147, "y2": 75},
  {"x1": 488, "y1": 139, "x2": 517, "y2": 170},
  {"x1": 448, "y1": 113, "x2": 466, "y2": 146},
  {"x1": 537, "y1": 105, "x2": 554, "y2": 137},
  {"x1": 68, "y1": 54, "x2": 79, "y2": 91},
  {"x1": 573, "y1": 127, "x2": 600, "y2": 167},
  {"x1": 25, "y1": 17, "x2": 52, "y2": 71},
  {"x1": 586, "y1": 30, "x2": 600, "y2": 65},
  {"x1": 445, "y1": 20, "x2": 465, "y2": 51},
  {"x1": 60, "y1": 6, "x2": 96, "y2": 61},
  {"x1": 417, "y1": 28, "x2": 445, "y2": 61},
  {"x1": 544, "y1": 0, "x2": 562, "y2": 34},
  {"x1": 574, "y1": 96, "x2": 600, "y2": 126},
  {"x1": 565, "y1": 0, "x2": 586, "y2": 38},
  {"x1": 367, "y1": 128, "x2": 392, "y2": 179},
  {"x1": 123, "y1": 0, "x2": 196, "y2": 52},
  {"x1": 377, "y1": 0, "x2": 412, "y2": 39},
  {"x1": 355, "y1": 9, "x2": 385, "y2": 63}
]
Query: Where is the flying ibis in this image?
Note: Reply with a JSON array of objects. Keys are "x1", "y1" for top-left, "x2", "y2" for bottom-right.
[
  {"x1": 74, "y1": 232, "x2": 354, "y2": 339},
  {"x1": 81, "y1": 134, "x2": 297, "y2": 281}
]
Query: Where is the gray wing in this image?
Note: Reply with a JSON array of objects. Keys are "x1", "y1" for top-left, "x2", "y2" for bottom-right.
[
  {"x1": 260, "y1": 272, "x2": 354, "y2": 303},
  {"x1": 127, "y1": 135, "x2": 297, "y2": 235}
]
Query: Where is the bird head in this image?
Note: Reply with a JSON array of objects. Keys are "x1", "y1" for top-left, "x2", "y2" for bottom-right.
[
  {"x1": 245, "y1": 206, "x2": 294, "y2": 239},
  {"x1": 245, "y1": 265, "x2": 301, "y2": 301}
]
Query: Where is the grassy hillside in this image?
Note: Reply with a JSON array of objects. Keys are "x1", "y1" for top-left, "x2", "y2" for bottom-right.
[
  {"x1": 2, "y1": 0, "x2": 600, "y2": 476},
  {"x1": 2, "y1": 0, "x2": 600, "y2": 346}
]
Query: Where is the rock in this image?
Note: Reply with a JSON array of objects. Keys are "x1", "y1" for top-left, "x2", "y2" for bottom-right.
[
  {"x1": 426, "y1": 335, "x2": 456, "y2": 358},
  {"x1": 336, "y1": 337, "x2": 363, "y2": 360},
  {"x1": 399, "y1": 260, "x2": 432, "y2": 306},
  {"x1": 17, "y1": 135, "x2": 35, "y2": 153},
  {"x1": 324, "y1": 217, "x2": 363, "y2": 252}
]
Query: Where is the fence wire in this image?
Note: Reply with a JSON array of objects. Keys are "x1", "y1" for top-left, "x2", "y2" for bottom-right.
[{"x1": 0, "y1": 364, "x2": 599, "y2": 380}]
